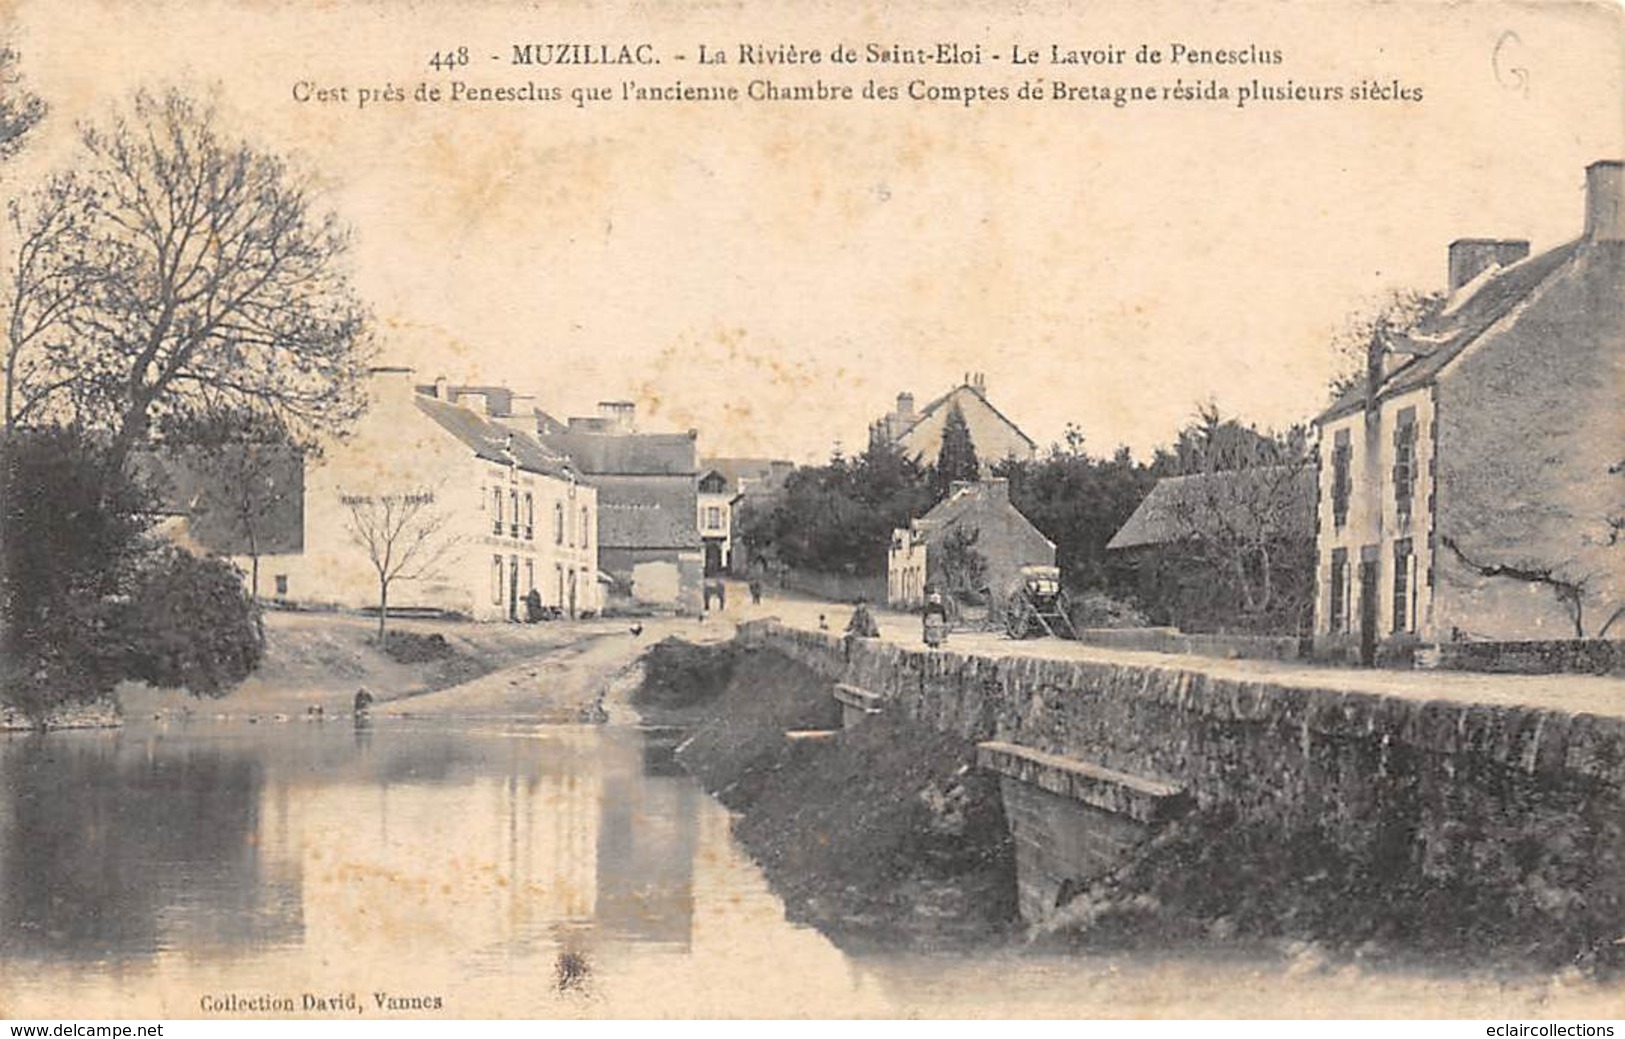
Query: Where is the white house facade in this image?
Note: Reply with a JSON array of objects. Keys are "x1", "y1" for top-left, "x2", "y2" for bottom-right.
[{"x1": 265, "y1": 368, "x2": 601, "y2": 621}]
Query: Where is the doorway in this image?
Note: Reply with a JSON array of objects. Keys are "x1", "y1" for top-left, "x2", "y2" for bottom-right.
[{"x1": 1358, "y1": 557, "x2": 1378, "y2": 667}]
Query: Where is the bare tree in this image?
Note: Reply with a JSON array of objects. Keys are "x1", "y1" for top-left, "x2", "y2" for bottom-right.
[
  {"x1": 343, "y1": 489, "x2": 459, "y2": 639},
  {"x1": 4, "y1": 88, "x2": 370, "y2": 468},
  {"x1": 1326, "y1": 289, "x2": 1446, "y2": 402},
  {"x1": 4, "y1": 183, "x2": 89, "y2": 427},
  {"x1": 1158, "y1": 404, "x2": 1317, "y2": 632},
  {"x1": 162, "y1": 411, "x2": 302, "y2": 603}
]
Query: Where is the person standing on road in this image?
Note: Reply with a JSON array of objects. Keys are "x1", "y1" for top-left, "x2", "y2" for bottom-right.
[{"x1": 922, "y1": 588, "x2": 950, "y2": 648}]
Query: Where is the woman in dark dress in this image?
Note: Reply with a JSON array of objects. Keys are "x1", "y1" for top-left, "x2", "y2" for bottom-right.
[{"x1": 922, "y1": 589, "x2": 949, "y2": 648}]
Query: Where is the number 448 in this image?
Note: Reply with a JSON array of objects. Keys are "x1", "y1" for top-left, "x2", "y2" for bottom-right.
[{"x1": 428, "y1": 47, "x2": 469, "y2": 70}]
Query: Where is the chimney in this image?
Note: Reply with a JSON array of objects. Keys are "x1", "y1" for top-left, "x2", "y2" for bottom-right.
[
  {"x1": 949, "y1": 479, "x2": 977, "y2": 498},
  {"x1": 597, "y1": 401, "x2": 636, "y2": 434},
  {"x1": 1365, "y1": 330, "x2": 1385, "y2": 410},
  {"x1": 895, "y1": 392, "x2": 915, "y2": 421},
  {"x1": 984, "y1": 476, "x2": 1009, "y2": 504},
  {"x1": 367, "y1": 365, "x2": 415, "y2": 407},
  {"x1": 1447, "y1": 239, "x2": 1530, "y2": 291},
  {"x1": 973, "y1": 372, "x2": 987, "y2": 394},
  {"x1": 1585, "y1": 160, "x2": 1625, "y2": 242},
  {"x1": 432, "y1": 375, "x2": 448, "y2": 399}
]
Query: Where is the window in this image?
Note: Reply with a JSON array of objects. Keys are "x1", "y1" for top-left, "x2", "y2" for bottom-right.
[
  {"x1": 705, "y1": 505, "x2": 722, "y2": 531},
  {"x1": 524, "y1": 492, "x2": 534, "y2": 540},
  {"x1": 1328, "y1": 548, "x2": 1348, "y2": 633},
  {"x1": 555, "y1": 563, "x2": 565, "y2": 607},
  {"x1": 491, "y1": 555, "x2": 503, "y2": 604},
  {"x1": 1392, "y1": 538, "x2": 1415, "y2": 634},
  {"x1": 1331, "y1": 429, "x2": 1351, "y2": 529},
  {"x1": 492, "y1": 488, "x2": 503, "y2": 536},
  {"x1": 274, "y1": 574, "x2": 289, "y2": 598},
  {"x1": 509, "y1": 489, "x2": 519, "y2": 539},
  {"x1": 1393, "y1": 408, "x2": 1418, "y2": 524},
  {"x1": 526, "y1": 559, "x2": 535, "y2": 594},
  {"x1": 580, "y1": 506, "x2": 590, "y2": 549},
  {"x1": 554, "y1": 502, "x2": 565, "y2": 545}
]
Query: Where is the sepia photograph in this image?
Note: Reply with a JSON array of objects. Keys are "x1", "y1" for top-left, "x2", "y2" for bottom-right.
[{"x1": 0, "y1": 0, "x2": 1622, "y2": 1023}]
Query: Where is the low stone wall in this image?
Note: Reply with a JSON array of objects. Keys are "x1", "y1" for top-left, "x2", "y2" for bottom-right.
[
  {"x1": 738, "y1": 620, "x2": 1625, "y2": 953},
  {"x1": 1435, "y1": 638, "x2": 1625, "y2": 676},
  {"x1": 1075, "y1": 626, "x2": 1303, "y2": 661},
  {"x1": 778, "y1": 567, "x2": 887, "y2": 605}
]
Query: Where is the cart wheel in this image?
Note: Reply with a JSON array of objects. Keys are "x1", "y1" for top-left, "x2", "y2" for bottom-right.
[{"x1": 1005, "y1": 601, "x2": 1030, "y2": 640}]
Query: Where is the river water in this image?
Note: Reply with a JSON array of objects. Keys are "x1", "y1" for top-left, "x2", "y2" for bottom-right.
[{"x1": 1, "y1": 717, "x2": 1618, "y2": 1019}]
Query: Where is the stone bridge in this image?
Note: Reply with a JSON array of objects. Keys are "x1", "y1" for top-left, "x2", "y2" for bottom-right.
[{"x1": 737, "y1": 619, "x2": 1625, "y2": 931}]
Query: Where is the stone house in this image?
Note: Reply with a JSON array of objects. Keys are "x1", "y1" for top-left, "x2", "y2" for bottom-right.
[
  {"x1": 539, "y1": 404, "x2": 704, "y2": 612},
  {"x1": 1313, "y1": 160, "x2": 1625, "y2": 662},
  {"x1": 701, "y1": 457, "x2": 795, "y2": 575},
  {"x1": 695, "y1": 468, "x2": 735, "y2": 575},
  {"x1": 188, "y1": 367, "x2": 602, "y2": 620},
  {"x1": 887, "y1": 478, "x2": 1054, "y2": 610},
  {"x1": 877, "y1": 373, "x2": 1036, "y2": 473}
]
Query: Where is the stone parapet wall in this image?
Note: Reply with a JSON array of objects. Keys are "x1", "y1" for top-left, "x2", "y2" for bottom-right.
[{"x1": 739, "y1": 619, "x2": 1625, "y2": 945}]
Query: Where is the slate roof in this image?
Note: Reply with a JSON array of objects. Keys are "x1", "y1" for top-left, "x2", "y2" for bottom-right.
[
  {"x1": 130, "y1": 446, "x2": 305, "y2": 555},
  {"x1": 538, "y1": 430, "x2": 698, "y2": 476},
  {"x1": 1318, "y1": 239, "x2": 1584, "y2": 424},
  {"x1": 593, "y1": 475, "x2": 704, "y2": 549},
  {"x1": 899, "y1": 384, "x2": 1038, "y2": 451},
  {"x1": 911, "y1": 481, "x2": 1053, "y2": 548},
  {"x1": 414, "y1": 394, "x2": 581, "y2": 480},
  {"x1": 1107, "y1": 466, "x2": 1316, "y2": 551}
]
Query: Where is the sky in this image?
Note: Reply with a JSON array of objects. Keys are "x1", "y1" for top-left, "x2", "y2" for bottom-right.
[{"x1": 4, "y1": 0, "x2": 1622, "y2": 463}]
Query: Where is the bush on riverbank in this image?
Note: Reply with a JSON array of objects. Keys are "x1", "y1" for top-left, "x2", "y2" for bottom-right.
[
  {"x1": 380, "y1": 629, "x2": 454, "y2": 664},
  {"x1": 632, "y1": 637, "x2": 741, "y2": 720},
  {"x1": 649, "y1": 640, "x2": 1018, "y2": 951}
]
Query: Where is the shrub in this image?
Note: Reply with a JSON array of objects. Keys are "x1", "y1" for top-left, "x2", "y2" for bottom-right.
[
  {"x1": 112, "y1": 543, "x2": 264, "y2": 696},
  {"x1": 1, "y1": 428, "x2": 152, "y2": 717}
]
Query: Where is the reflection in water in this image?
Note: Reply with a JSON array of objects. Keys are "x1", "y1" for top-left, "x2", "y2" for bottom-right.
[
  {"x1": 3, "y1": 720, "x2": 1622, "y2": 1018},
  {"x1": 0, "y1": 734, "x2": 299, "y2": 961},
  {"x1": 0, "y1": 720, "x2": 876, "y2": 1017}
]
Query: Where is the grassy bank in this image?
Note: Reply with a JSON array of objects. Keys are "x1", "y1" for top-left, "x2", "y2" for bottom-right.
[
  {"x1": 121, "y1": 611, "x2": 635, "y2": 718},
  {"x1": 632, "y1": 637, "x2": 1018, "y2": 952}
]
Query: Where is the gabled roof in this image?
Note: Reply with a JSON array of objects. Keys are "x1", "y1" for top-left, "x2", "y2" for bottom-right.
[
  {"x1": 414, "y1": 394, "x2": 581, "y2": 480},
  {"x1": 538, "y1": 430, "x2": 698, "y2": 476},
  {"x1": 910, "y1": 480, "x2": 1053, "y2": 549},
  {"x1": 899, "y1": 384, "x2": 1038, "y2": 451},
  {"x1": 701, "y1": 456, "x2": 785, "y2": 484},
  {"x1": 1107, "y1": 466, "x2": 1316, "y2": 551},
  {"x1": 1318, "y1": 239, "x2": 1584, "y2": 424}
]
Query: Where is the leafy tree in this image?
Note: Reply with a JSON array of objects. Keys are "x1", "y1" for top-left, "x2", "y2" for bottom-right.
[
  {"x1": 0, "y1": 427, "x2": 153, "y2": 718},
  {"x1": 932, "y1": 401, "x2": 980, "y2": 499},
  {"x1": 344, "y1": 488, "x2": 459, "y2": 638},
  {"x1": 996, "y1": 439, "x2": 1159, "y2": 592},
  {"x1": 0, "y1": 45, "x2": 45, "y2": 163},
  {"x1": 737, "y1": 433, "x2": 933, "y2": 577},
  {"x1": 3, "y1": 89, "x2": 371, "y2": 473},
  {"x1": 934, "y1": 525, "x2": 988, "y2": 606}
]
